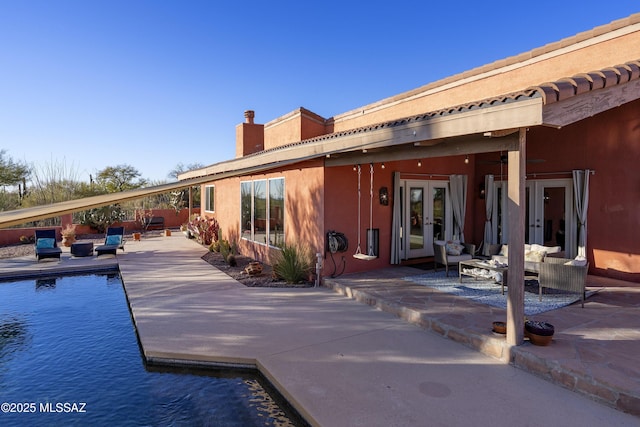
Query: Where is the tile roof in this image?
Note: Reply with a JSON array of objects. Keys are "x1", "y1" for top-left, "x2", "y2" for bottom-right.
[
  {"x1": 241, "y1": 59, "x2": 640, "y2": 159},
  {"x1": 529, "y1": 59, "x2": 640, "y2": 104}
]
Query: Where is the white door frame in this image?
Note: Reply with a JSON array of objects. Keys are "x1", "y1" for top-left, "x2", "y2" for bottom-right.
[
  {"x1": 401, "y1": 179, "x2": 452, "y2": 259},
  {"x1": 492, "y1": 178, "x2": 576, "y2": 258}
]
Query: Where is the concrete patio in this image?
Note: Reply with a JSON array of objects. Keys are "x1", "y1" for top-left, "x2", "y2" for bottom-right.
[{"x1": 0, "y1": 234, "x2": 638, "y2": 426}]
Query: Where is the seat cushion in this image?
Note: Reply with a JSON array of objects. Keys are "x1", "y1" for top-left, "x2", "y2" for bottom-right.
[
  {"x1": 36, "y1": 238, "x2": 55, "y2": 249},
  {"x1": 106, "y1": 235, "x2": 122, "y2": 245}
]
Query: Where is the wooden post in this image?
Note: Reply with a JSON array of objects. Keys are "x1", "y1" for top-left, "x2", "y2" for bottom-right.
[
  {"x1": 188, "y1": 186, "x2": 193, "y2": 219},
  {"x1": 506, "y1": 128, "x2": 526, "y2": 346}
]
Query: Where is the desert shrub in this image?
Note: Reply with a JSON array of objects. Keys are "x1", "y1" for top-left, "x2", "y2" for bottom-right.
[
  {"x1": 79, "y1": 205, "x2": 126, "y2": 233},
  {"x1": 219, "y1": 239, "x2": 234, "y2": 263},
  {"x1": 209, "y1": 240, "x2": 220, "y2": 252},
  {"x1": 272, "y1": 243, "x2": 312, "y2": 284},
  {"x1": 187, "y1": 216, "x2": 220, "y2": 245}
]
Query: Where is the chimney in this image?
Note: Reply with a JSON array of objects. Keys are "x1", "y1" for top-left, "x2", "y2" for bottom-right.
[{"x1": 236, "y1": 110, "x2": 264, "y2": 157}]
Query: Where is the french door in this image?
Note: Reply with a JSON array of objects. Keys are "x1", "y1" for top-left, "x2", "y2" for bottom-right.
[
  {"x1": 402, "y1": 180, "x2": 451, "y2": 259},
  {"x1": 492, "y1": 178, "x2": 575, "y2": 258}
]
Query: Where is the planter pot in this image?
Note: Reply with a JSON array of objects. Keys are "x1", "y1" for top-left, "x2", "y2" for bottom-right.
[
  {"x1": 525, "y1": 321, "x2": 554, "y2": 346},
  {"x1": 492, "y1": 321, "x2": 507, "y2": 334},
  {"x1": 62, "y1": 236, "x2": 76, "y2": 247},
  {"x1": 132, "y1": 232, "x2": 141, "y2": 241},
  {"x1": 164, "y1": 229, "x2": 172, "y2": 237}
]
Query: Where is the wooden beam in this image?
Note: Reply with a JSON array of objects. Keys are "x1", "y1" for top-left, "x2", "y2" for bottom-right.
[
  {"x1": 325, "y1": 133, "x2": 519, "y2": 167},
  {"x1": 506, "y1": 128, "x2": 526, "y2": 348},
  {"x1": 542, "y1": 79, "x2": 640, "y2": 128}
]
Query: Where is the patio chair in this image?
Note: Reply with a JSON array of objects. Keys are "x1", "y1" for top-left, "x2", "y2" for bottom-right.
[
  {"x1": 538, "y1": 257, "x2": 589, "y2": 308},
  {"x1": 433, "y1": 240, "x2": 475, "y2": 276},
  {"x1": 95, "y1": 226, "x2": 126, "y2": 256},
  {"x1": 34, "y1": 229, "x2": 62, "y2": 261}
]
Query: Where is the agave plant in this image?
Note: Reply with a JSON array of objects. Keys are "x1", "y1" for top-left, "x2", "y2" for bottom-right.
[{"x1": 272, "y1": 243, "x2": 312, "y2": 284}]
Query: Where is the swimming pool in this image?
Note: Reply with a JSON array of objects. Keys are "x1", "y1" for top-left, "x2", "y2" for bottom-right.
[{"x1": 0, "y1": 272, "x2": 307, "y2": 426}]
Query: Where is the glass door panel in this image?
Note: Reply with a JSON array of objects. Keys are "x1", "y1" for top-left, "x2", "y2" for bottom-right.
[
  {"x1": 409, "y1": 188, "x2": 424, "y2": 251},
  {"x1": 404, "y1": 180, "x2": 450, "y2": 259}
]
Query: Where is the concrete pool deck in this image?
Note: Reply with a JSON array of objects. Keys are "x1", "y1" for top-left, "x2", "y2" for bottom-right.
[{"x1": 1, "y1": 234, "x2": 638, "y2": 426}]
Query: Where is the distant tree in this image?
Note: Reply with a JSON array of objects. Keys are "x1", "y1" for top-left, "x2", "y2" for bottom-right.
[
  {"x1": 96, "y1": 164, "x2": 147, "y2": 193},
  {"x1": 168, "y1": 162, "x2": 204, "y2": 180},
  {"x1": 0, "y1": 150, "x2": 30, "y2": 188},
  {"x1": 22, "y1": 158, "x2": 82, "y2": 207},
  {"x1": 168, "y1": 162, "x2": 203, "y2": 211}
]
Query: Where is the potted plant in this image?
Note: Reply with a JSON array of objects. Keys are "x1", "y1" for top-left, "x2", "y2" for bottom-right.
[
  {"x1": 61, "y1": 224, "x2": 77, "y2": 247},
  {"x1": 525, "y1": 320, "x2": 555, "y2": 346}
]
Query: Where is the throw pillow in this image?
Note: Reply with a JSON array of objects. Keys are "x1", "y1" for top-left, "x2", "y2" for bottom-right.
[
  {"x1": 445, "y1": 242, "x2": 465, "y2": 256},
  {"x1": 524, "y1": 250, "x2": 545, "y2": 263},
  {"x1": 565, "y1": 256, "x2": 588, "y2": 267},
  {"x1": 106, "y1": 235, "x2": 122, "y2": 246},
  {"x1": 36, "y1": 238, "x2": 55, "y2": 249},
  {"x1": 499, "y1": 245, "x2": 508, "y2": 257}
]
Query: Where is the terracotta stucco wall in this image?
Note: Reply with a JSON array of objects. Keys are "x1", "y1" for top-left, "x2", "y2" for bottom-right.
[
  {"x1": 263, "y1": 108, "x2": 328, "y2": 151},
  {"x1": 473, "y1": 99, "x2": 640, "y2": 282},
  {"x1": 200, "y1": 160, "x2": 325, "y2": 265},
  {"x1": 324, "y1": 156, "x2": 476, "y2": 275}
]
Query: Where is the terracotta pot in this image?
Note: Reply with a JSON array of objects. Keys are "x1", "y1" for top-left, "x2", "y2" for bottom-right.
[
  {"x1": 492, "y1": 321, "x2": 506, "y2": 334},
  {"x1": 132, "y1": 232, "x2": 141, "y2": 241},
  {"x1": 62, "y1": 236, "x2": 76, "y2": 247},
  {"x1": 164, "y1": 229, "x2": 172, "y2": 237},
  {"x1": 525, "y1": 321, "x2": 554, "y2": 346},
  {"x1": 526, "y1": 331, "x2": 554, "y2": 346}
]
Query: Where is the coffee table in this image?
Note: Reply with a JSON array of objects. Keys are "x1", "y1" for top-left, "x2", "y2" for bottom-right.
[
  {"x1": 459, "y1": 259, "x2": 508, "y2": 294},
  {"x1": 71, "y1": 242, "x2": 94, "y2": 257}
]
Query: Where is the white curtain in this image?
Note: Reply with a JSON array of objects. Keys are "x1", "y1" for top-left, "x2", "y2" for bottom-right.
[
  {"x1": 390, "y1": 171, "x2": 401, "y2": 264},
  {"x1": 483, "y1": 174, "x2": 495, "y2": 255},
  {"x1": 573, "y1": 170, "x2": 590, "y2": 257},
  {"x1": 449, "y1": 175, "x2": 468, "y2": 243}
]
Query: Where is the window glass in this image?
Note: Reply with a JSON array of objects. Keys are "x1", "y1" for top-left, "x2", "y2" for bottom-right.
[
  {"x1": 204, "y1": 186, "x2": 215, "y2": 212},
  {"x1": 269, "y1": 178, "x2": 285, "y2": 246},
  {"x1": 253, "y1": 180, "x2": 267, "y2": 244},
  {"x1": 241, "y1": 182, "x2": 252, "y2": 239},
  {"x1": 240, "y1": 178, "x2": 285, "y2": 244}
]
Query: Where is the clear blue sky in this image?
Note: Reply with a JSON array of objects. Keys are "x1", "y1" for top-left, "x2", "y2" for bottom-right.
[{"x1": 1, "y1": 1, "x2": 637, "y2": 182}]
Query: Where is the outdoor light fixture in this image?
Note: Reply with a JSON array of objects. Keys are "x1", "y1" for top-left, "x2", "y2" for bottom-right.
[
  {"x1": 465, "y1": 155, "x2": 469, "y2": 164},
  {"x1": 379, "y1": 187, "x2": 389, "y2": 206},
  {"x1": 381, "y1": 163, "x2": 385, "y2": 169},
  {"x1": 418, "y1": 160, "x2": 422, "y2": 167}
]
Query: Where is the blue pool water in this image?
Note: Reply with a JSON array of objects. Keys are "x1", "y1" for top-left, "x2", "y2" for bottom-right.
[{"x1": 0, "y1": 273, "x2": 307, "y2": 426}]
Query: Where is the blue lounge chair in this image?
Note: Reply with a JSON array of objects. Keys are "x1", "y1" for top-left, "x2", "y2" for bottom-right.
[
  {"x1": 95, "y1": 226, "x2": 126, "y2": 256},
  {"x1": 34, "y1": 229, "x2": 62, "y2": 261}
]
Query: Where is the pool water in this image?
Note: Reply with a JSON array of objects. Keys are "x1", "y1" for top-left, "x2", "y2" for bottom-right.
[{"x1": 0, "y1": 273, "x2": 307, "y2": 426}]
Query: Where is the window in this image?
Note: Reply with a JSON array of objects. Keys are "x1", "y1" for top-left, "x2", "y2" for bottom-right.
[
  {"x1": 204, "y1": 186, "x2": 215, "y2": 212},
  {"x1": 269, "y1": 178, "x2": 284, "y2": 246},
  {"x1": 240, "y1": 178, "x2": 285, "y2": 245}
]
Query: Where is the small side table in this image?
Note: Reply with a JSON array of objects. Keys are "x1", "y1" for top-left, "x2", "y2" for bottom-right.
[{"x1": 71, "y1": 242, "x2": 94, "y2": 257}]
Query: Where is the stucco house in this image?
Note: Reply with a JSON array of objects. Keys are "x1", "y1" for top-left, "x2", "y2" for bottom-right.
[{"x1": 180, "y1": 13, "x2": 640, "y2": 286}]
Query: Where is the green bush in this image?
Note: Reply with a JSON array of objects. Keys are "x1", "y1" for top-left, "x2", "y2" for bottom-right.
[
  {"x1": 273, "y1": 243, "x2": 312, "y2": 284},
  {"x1": 219, "y1": 239, "x2": 235, "y2": 265}
]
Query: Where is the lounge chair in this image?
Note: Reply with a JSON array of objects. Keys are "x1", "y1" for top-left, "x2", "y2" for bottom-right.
[
  {"x1": 538, "y1": 257, "x2": 589, "y2": 308},
  {"x1": 95, "y1": 227, "x2": 126, "y2": 256},
  {"x1": 433, "y1": 240, "x2": 475, "y2": 276},
  {"x1": 34, "y1": 229, "x2": 62, "y2": 261}
]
